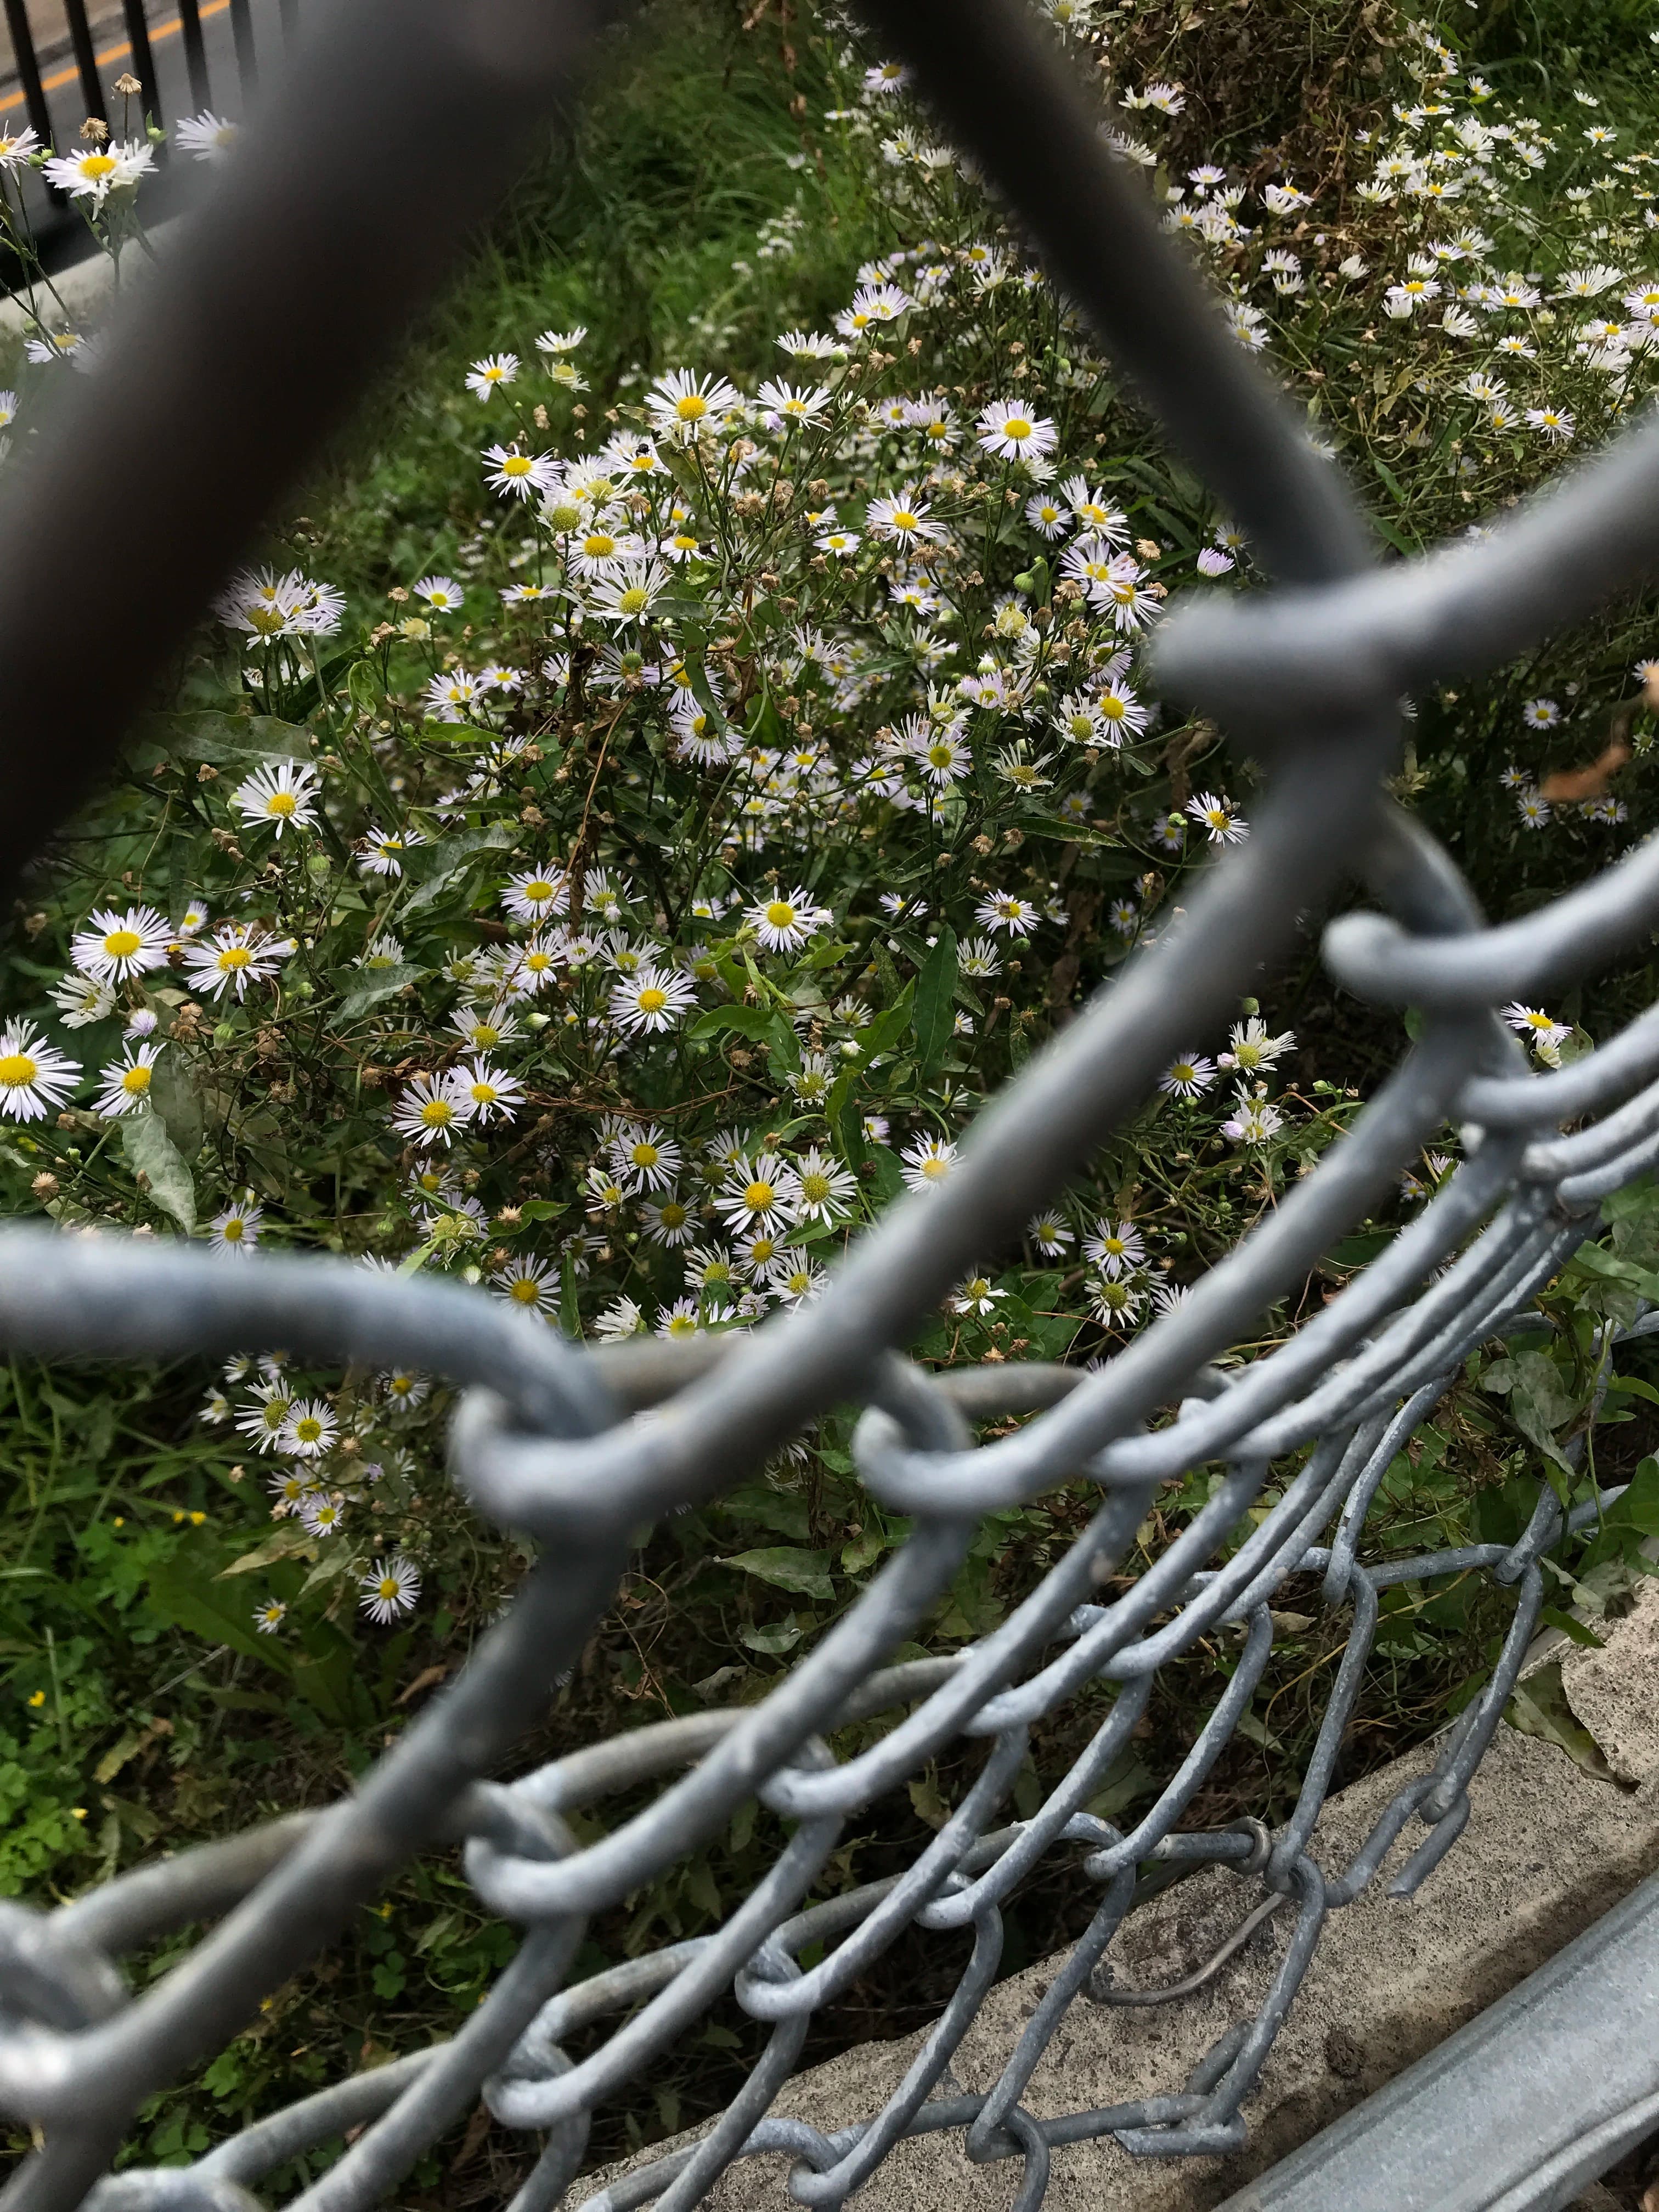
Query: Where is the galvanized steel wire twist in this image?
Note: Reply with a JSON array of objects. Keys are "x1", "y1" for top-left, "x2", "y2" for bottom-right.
[{"x1": 4, "y1": 1, "x2": 1659, "y2": 2208}]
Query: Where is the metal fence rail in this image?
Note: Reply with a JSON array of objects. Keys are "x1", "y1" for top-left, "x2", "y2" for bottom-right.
[
  {"x1": 3, "y1": 1, "x2": 1659, "y2": 2208},
  {"x1": 0, "y1": 0, "x2": 284, "y2": 281}
]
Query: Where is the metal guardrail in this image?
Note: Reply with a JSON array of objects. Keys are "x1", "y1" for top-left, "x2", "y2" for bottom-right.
[{"x1": 3, "y1": 1, "x2": 1659, "y2": 2209}]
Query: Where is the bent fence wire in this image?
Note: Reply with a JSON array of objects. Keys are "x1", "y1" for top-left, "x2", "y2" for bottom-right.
[{"x1": 5, "y1": 1, "x2": 1659, "y2": 2208}]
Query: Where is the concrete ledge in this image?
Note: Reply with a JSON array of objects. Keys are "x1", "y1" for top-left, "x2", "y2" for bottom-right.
[{"x1": 587, "y1": 1586, "x2": 1659, "y2": 2209}]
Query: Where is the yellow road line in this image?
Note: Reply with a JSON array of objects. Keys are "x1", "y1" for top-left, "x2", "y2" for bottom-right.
[{"x1": 1, "y1": 0, "x2": 234, "y2": 119}]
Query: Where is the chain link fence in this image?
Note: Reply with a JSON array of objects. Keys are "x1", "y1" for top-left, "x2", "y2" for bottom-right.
[{"x1": 4, "y1": 1, "x2": 1659, "y2": 2208}]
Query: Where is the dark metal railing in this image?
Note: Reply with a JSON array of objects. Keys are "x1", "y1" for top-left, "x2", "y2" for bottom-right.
[
  {"x1": 0, "y1": 0, "x2": 282, "y2": 279},
  {"x1": 2, "y1": 2, "x2": 1659, "y2": 2209}
]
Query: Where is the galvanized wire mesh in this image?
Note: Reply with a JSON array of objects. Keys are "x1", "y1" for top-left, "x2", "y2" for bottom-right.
[{"x1": 5, "y1": 2, "x2": 1659, "y2": 2209}]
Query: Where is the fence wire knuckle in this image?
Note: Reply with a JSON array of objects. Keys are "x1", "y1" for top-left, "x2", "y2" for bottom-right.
[{"x1": 2, "y1": 0, "x2": 1659, "y2": 2205}]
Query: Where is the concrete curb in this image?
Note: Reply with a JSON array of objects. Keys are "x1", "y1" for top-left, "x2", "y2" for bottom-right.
[{"x1": 586, "y1": 1588, "x2": 1659, "y2": 2209}]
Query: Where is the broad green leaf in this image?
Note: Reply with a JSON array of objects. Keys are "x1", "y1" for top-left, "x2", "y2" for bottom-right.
[
  {"x1": 913, "y1": 928, "x2": 958, "y2": 1077},
  {"x1": 402, "y1": 825, "x2": 517, "y2": 915},
  {"x1": 148, "y1": 1052, "x2": 203, "y2": 1161},
  {"x1": 688, "y1": 1004, "x2": 777, "y2": 1044},
  {"x1": 719, "y1": 1547, "x2": 835, "y2": 1599},
  {"x1": 145, "y1": 1559, "x2": 290, "y2": 1674},
  {"x1": 120, "y1": 1109, "x2": 195, "y2": 1233},
  {"x1": 336, "y1": 964, "x2": 425, "y2": 1019}
]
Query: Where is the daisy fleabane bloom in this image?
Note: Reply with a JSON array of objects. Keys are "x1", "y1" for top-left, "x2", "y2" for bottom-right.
[
  {"x1": 975, "y1": 399, "x2": 1059, "y2": 462},
  {"x1": 1503, "y1": 1003, "x2": 1571, "y2": 1062},
  {"x1": 865, "y1": 486, "x2": 945, "y2": 547},
  {"x1": 1186, "y1": 790, "x2": 1249, "y2": 845},
  {"x1": 645, "y1": 368, "x2": 742, "y2": 442},
  {"x1": 746, "y1": 885, "x2": 831, "y2": 953},
  {"x1": 413, "y1": 574, "x2": 464, "y2": 612},
  {"x1": 900, "y1": 1135, "x2": 958, "y2": 1193},
  {"x1": 451, "y1": 1059, "x2": 524, "y2": 1125},
  {"x1": 360, "y1": 1556, "x2": 421, "y2": 1624},
  {"x1": 43, "y1": 138, "x2": 153, "y2": 201},
  {"x1": 277, "y1": 1398, "x2": 337, "y2": 1459},
  {"x1": 1160, "y1": 1053, "x2": 1216, "y2": 1099},
  {"x1": 0, "y1": 1020, "x2": 81, "y2": 1123},
  {"x1": 252, "y1": 1598, "x2": 286, "y2": 1634},
  {"x1": 483, "y1": 444, "x2": 558, "y2": 500},
  {"x1": 493, "y1": 1254, "x2": 557, "y2": 1312},
  {"x1": 232, "y1": 760, "x2": 322, "y2": 839},
  {"x1": 211, "y1": 1199, "x2": 263, "y2": 1255},
  {"x1": 50, "y1": 973, "x2": 115, "y2": 1029},
  {"x1": 182, "y1": 922, "x2": 287, "y2": 1001},
  {"x1": 465, "y1": 352, "x2": 518, "y2": 400},
  {"x1": 94, "y1": 1042, "x2": 164, "y2": 1119},
  {"x1": 537, "y1": 325, "x2": 588, "y2": 355},
  {"x1": 176, "y1": 110, "x2": 236, "y2": 160},
  {"x1": 610, "y1": 964, "x2": 696, "y2": 1036},
  {"x1": 71, "y1": 904, "x2": 171, "y2": 984},
  {"x1": 718, "y1": 1155, "x2": 803, "y2": 1233},
  {"x1": 391, "y1": 1072, "x2": 470, "y2": 1148}
]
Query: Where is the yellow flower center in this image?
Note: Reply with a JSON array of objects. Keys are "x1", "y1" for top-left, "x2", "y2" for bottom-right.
[
  {"x1": 632, "y1": 1143, "x2": 659, "y2": 1169},
  {"x1": 80, "y1": 153, "x2": 116, "y2": 178},
  {"x1": 472, "y1": 1024, "x2": 500, "y2": 1048},
  {"x1": 509, "y1": 1277, "x2": 540, "y2": 1304},
  {"x1": 675, "y1": 393, "x2": 709, "y2": 421},
  {"x1": 765, "y1": 901, "x2": 796, "y2": 930},
  {"x1": 0, "y1": 1052, "x2": 38, "y2": 1088},
  {"x1": 583, "y1": 537, "x2": 616, "y2": 560},
  {"x1": 470, "y1": 1081, "x2": 497, "y2": 1105},
  {"x1": 1003, "y1": 417, "x2": 1032, "y2": 439},
  {"x1": 921, "y1": 1155, "x2": 949, "y2": 1180},
  {"x1": 219, "y1": 945, "x2": 252, "y2": 969},
  {"x1": 637, "y1": 987, "x2": 668, "y2": 1014},
  {"x1": 295, "y1": 1418, "x2": 322, "y2": 1443},
  {"x1": 666, "y1": 1313, "x2": 698, "y2": 1337},
  {"x1": 266, "y1": 792, "x2": 297, "y2": 817},
  {"x1": 661, "y1": 1202, "x2": 687, "y2": 1228},
  {"x1": 890, "y1": 510, "x2": 917, "y2": 532},
  {"x1": 378, "y1": 1577, "x2": 399, "y2": 1601},
  {"x1": 503, "y1": 455, "x2": 533, "y2": 476},
  {"x1": 222, "y1": 1217, "x2": 245, "y2": 1241},
  {"x1": 1101, "y1": 696, "x2": 1125, "y2": 720},
  {"x1": 745, "y1": 1180, "x2": 776, "y2": 1211},
  {"x1": 802, "y1": 1172, "x2": 830, "y2": 1204},
  {"x1": 121, "y1": 1065, "x2": 152, "y2": 1096},
  {"x1": 927, "y1": 744, "x2": 953, "y2": 770},
  {"x1": 617, "y1": 588, "x2": 649, "y2": 615},
  {"x1": 524, "y1": 951, "x2": 551, "y2": 974},
  {"x1": 104, "y1": 928, "x2": 143, "y2": 959},
  {"x1": 420, "y1": 1099, "x2": 455, "y2": 1127}
]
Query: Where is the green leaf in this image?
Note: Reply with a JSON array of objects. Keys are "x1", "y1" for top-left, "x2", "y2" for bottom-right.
[
  {"x1": 1506, "y1": 1661, "x2": 1614, "y2": 1780},
  {"x1": 688, "y1": 1004, "x2": 777, "y2": 1045},
  {"x1": 1613, "y1": 1457, "x2": 1659, "y2": 1537},
  {"x1": 131, "y1": 710, "x2": 312, "y2": 770},
  {"x1": 148, "y1": 1052, "x2": 203, "y2": 1161},
  {"x1": 145, "y1": 1559, "x2": 290, "y2": 1674},
  {"x1": 120, "y1": 1110, "x2": 195, "y2": 1233},
  {"x1": 336, "y1": 964, "x2": 425, "y2": 1019},
  {"x1": 719, "y1": 1548, "x2": 835, "y2": 1599},
  {"x1": 402, "y1": 825, "x2": 517, "y2": 916},
  {"x1": 913, "y1": 928, "x2": 958, "y2": 1077}
]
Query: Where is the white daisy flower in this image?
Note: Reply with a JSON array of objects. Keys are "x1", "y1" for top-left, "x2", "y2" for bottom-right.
[
  {"x1": 93, "y1": 1041, "x2": 163, "y2": 1119},
  {"x1": 71, "y1": 904, "x2": 171, "y2": 984},
  {"x1": 232, "y1": 760, "x2": 322, "y2": 838},
  {"x1": 359, "y1": 1556, "x2": 421, "y2": 1623},
  {"x1": 0, "y1": 1020, "x2": 81, "y2": 1123},
  {"x1": 210, "y1": 1199, "x2": 263, "y2": 1255}
]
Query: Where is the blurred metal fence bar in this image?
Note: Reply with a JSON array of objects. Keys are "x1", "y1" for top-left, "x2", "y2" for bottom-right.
[{"x1": 0, "y1": 1, "x2": 1657, "y2": 2210}]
